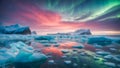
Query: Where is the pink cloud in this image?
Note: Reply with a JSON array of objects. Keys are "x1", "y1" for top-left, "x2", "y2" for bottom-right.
[{"x1": 2, "y1": 3, "x2": 88, "y2": 34}]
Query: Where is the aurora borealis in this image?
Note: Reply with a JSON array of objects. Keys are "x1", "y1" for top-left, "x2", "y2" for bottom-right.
[{"x1": 0, "y1": 0, "x2": 120, "y2": 35}]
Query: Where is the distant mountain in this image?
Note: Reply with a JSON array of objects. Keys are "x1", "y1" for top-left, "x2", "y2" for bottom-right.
[
  {"x1": 31, "y1": 31, "x2": 37, "y2": 35},
  {"x1": 0, "y1": 24, "x2": 31, "y2": 34},
  {"x1": 48, "y1": 29, "x2": 92, "y2": 35},
  {"x1": 74, "y1": 29, "x2": 92, "y2": 35}
]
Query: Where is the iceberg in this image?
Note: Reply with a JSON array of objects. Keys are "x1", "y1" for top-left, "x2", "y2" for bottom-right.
[
  {"x1": 0, "y1": 24, "x2": 31, "y2": 34},
  {"x1": 0, "y1": 41, "x2": 47, "y2": 68},
  {"x1": 87, "y1": 36, "x2": 112, "y2": 46}
]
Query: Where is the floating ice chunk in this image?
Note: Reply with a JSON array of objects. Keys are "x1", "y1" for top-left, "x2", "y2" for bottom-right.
[
  {"x1": 48, "y1": 60, "x2": 55, "y2": 64},
  {"x1": 0, "y1": 52, "x2": 14, "y2": 64},
  {"x1": 80, "y1": 52, "x2": 86, "y2": 56},
  {"x1": 15, "y1": 50, "x2": 32, "y2": 62},
  {"x1": 61, "y1": 49, "x2": 69, "y2": 53},
  {"x1": 10, "y1": 41, "x2": 34, "y2": 53},
  {"x1": 87, "y1": 36, "x2": 112, "y2": 46},
  {"x1": 64, "y1": 60, "x2": 71, "y2": 64},
  {"x1": 0, "y1": 48, "x2": 7, "y2": 53},
  {"x1": 73, "y1": 63, "x2": 78, "y2": 67},
  {"x1": 47, "y1": 55, "x2": 52, "y2": 58},
  {"x1": 72, "y1": 45, "x2": 84, "y2": 49},
  {"x1": 6, "y1": 49, "x2": 18, "y2": 57},
  {"x1": 96, "y1": 51, "x2": 110, "y2": 56},
  {"x1": 61, "y1": 55, "x2": 67, "y2": 59},
  {"x1": 0, "y1": 41, "x2": 47, "y2": 65},
  {"x1": 109, "y1": 48, "x2": 117, "y2": 51},
  {"x1": 113, "y1": 55, "x2": 120, "y2": 62},
  {"x1": 104, "y1": 62, "x2": 116, "y2": 67},
  {"x1": 29, "y1": 53, "x2": 47, "y2": 62},
  {"x1": 104, "y1": 55, "x2": 113, "y2": 59}
]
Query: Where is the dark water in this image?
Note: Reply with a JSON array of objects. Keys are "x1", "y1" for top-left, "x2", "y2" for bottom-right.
[{"x1": 0, "y1": 35, "x2": 120, "y2": 68}]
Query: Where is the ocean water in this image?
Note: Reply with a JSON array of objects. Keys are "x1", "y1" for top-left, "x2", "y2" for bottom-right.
[{"x1": 0, "y1": 35, "x2": 120, "y2": 68}]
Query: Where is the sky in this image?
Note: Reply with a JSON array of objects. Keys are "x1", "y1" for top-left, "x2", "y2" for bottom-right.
[{"x1": 0, "y1": 0, "x2": 120, "y2": 35}]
